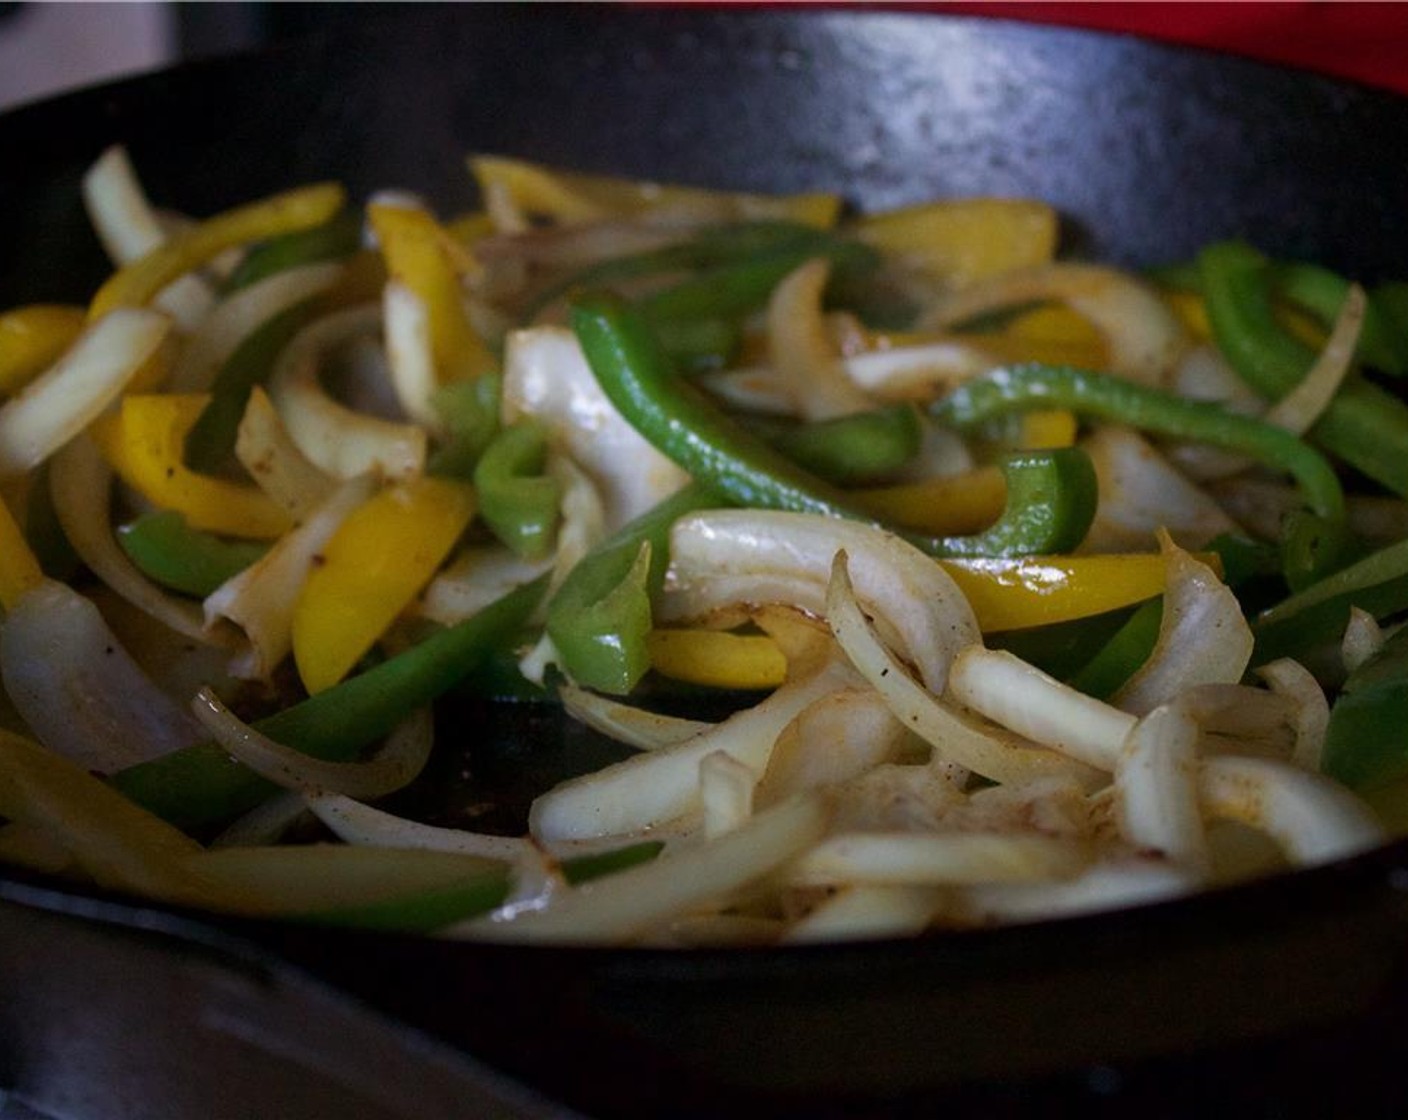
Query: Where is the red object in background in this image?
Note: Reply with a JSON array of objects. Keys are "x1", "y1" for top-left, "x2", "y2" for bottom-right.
[{"x1": 932, "y1": 2, "x2": 1408, "y2": 96}]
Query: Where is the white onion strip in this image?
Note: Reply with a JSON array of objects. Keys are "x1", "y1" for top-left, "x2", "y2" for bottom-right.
[
  {"x1": 1113, "y1": 704, "x2": 1209, "y2": 876},
  {"x1": 191, "y1": 687, "x2": 433, "y2": 799},
  {"x1": 558, "y1": 682, "x2": 712, "y2": 751},
  {"x1": 946, "y1": 645, "x2": 1134, "y2": 772},
  {"x1": 766, "y1": 259, "x2": 873, "y2": 420},
  {"x1": 826, "y1": 554, "x2": 1103, "y2": 787},
  {"x1": 1255, "y1": 659, "x2": 1330, "y2": 771},
  {"x1": 962, "y1": 859, "x2": 1198, "y2": 922},
  {"x1": 700, "y1": 749, "x2": 757, "y2": 839},
  {"x1": 305, "y1": 792, "x2": 535, "y2": 863},
  {"x1": 382, "y1": 280, "x2": 440, "y2": 428},
  {"x1": 788, "y1": 831, "x2": 1089, "y2": 887},
  {"x1": 783, "y1": 884, "x2": 945, "y2": 943},
  {"x1": 1199, "y1": 756, "x2": 1384, "y2": 866},
  {"x1": 0, "y1": 309, "x2": 170, "y2": 476},
  {"x1": 234, "y1": 385, "x2": 337, "y2": 521},
  {"x1": 1264, "y1": 284, "x2": 1364, "y2": 434}
]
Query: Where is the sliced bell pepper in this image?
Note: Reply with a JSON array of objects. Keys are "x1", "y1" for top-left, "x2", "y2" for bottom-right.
[
  {"x1": 426, "y1": 375, "x2": 502, "y2": 479},
  {"x1": 850, "y1": 197, "x2": 1059, "y2": 290},
  {"x1": 116, "y1": 510, "x2": 268, "y2": 598},
  {"x1": 743, "y1": 404, "x2": 923, "y2": 486},
  {"x1": 89, "y1": 394, "x2": 292, "y2": 539},
  {"x1": 367, "y1": 202, "x2": 496, "y2": 382},
  {"x1": 0, "y1": 493, "x2": 43, "y2": 611},
  {"x1": 647, "y1": 628, "x2": 788, "y2": 691},
  {"x1": 472, "y1": 420, "x2": 562, "y2": 560},
  {"x1": 89, "y1": 183, "x2": 346, "y2": 319},
  {"x1": 468, "y1": 154, "x2": 841, "y2": 228},
  {"x1": 223, "y1": 208, "x2": 363, "y2": 293},
  {"x1": 291, "y1": 475, "x2": 477, "y2": 694},
  {"x1": 855, "y1": 466, "x2": 1007, "y2": 535},
  {"x1": 0, "y1": 305, "x2": 85, "y2": 396},
  {"x1": 1323, "y1": 626, "x2": 1408, "y2": 791}
]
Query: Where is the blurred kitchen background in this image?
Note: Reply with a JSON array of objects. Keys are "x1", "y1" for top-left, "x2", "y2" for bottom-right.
[{"x1": 1, "y1": 1, "x2": 1406, "y2": 112}]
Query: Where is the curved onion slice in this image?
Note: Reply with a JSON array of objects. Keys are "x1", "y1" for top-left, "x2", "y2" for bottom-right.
[
  {"x1": 767, "y1": 259, "x2": 873, "y2": 420},
  {"x1": 502, "y1": 326, "x2": 689, "y2": 531},
  {"x1": 170, "y1": 261, "x2": 341, "y2": 392},
  {"x1": 1112, "y1": 539, "x2": 1253, "y2": 716},
  {"x1": 50, "y1": 434, "x2": 224, "y2": 646},
  {"x1": 474, "y1": 793, "x2": 829, "y2": 943},
  {"x1": 529, "y1": 652, "x2": 857, "y2": 842},
  {"x1": 210, "y1": 791, "x2": 310, "y2": 849},
  {"x1": 1199, "y1": 756, "x2": 1383, "y2": 865},
  {"x1": 558, "y1": 683, "x2": 712, "y2": 751},
  {"x1": 191, "y1": 687, "x2": 433, "y2": 799},
  {"x1": 0, "y1": 309, "x2": 170, "y2": 476},
  {"x1": 826, "y1": 555, "x2": 1103, "y2": 787},
  {"x1": 235, "y1": 385, "x2": 337, "y2": 521},
  {"x1": 1114, "y1": 704, "x2": 1208, "y2": 876},
  {"x1": 1341, "y1": 607, "x2": 1385, "y2": 676},
  {"x1": 946, "y1": 645, "x2": 1135, "y2": 772},
  {"x1": 916, "y1": 263, "x2": 1189, "y2": 387},
  {"x1": 1263, "y1": 283, "x2": 1364, "y2": 434},
  {"x1": 788, "y1": 831, "x2": 1088, "y2": 887},
  {"x1": 204, "y1": 472, "x2": 377, "y2": 679},
  {"x1": 1255, "y1": 659, "x2": 1330, "y2": 771},
  {"x1": 962, "y1": 858, "x2": 1197, "y2": 922},
  {"x1": 82, "y1": 145, "x2": 213, "y2": 329},
  {"x1": 269, "y1": 305, "x2": 426, "y2": 479},
  {"x1": 382, "y1": 280, "x2": 440, "y2": 428},
  {"x1": 842, "y1": 339, "x2": 1006, "y2": 399},
  {"x1": 419, "y1": 546, "x2": 551, "y2": 627},
  {"x1": 666, "y1": 510, "x2": 979, "y2": 693},
  {"x1": 305, "y1": 792, "x2": 534, "y2": 863},
  {"x1": 783, "y1": 884, "x2": 945, "y2": 943},
  {"x1": 1, "y1": 580, "x2": 209, "y2": 772},
  {"x1": 701, "y1": 749, "x2": 757, "y2": 839}
]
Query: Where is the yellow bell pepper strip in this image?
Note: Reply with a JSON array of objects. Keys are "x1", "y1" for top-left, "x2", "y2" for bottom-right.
[
  {"x1": 116, "y1": 510, "x2": 268, "y2": 598},
  {"x1": 855, "y1": 466, "x2": 1007, "y2": 535},
  {"x1": 222, "y1": 208, "x2": 363, "y2": 293},
  {"x1": 975, "y1": 409, "x2": 1079, "y2": 457},
  {"x1": 851, "y1": 197, "x2": 1059, "y2": 291},
  {"x1": 1198, "y1": 240, "x2": 1408, "y2": 497},
  {"x1": 468, "y1": 153, "x2": 841, "y2": 228},
  {"x1": 0, "y1": 305, "x2": 85, "y2": 396},
  {"x1": 291, "y1": 475, "x2": 477, "y2": 694},
  {"x1": 570, "y1": 292, "x2": 1097, "y2": 561},
  {"x1": 111, "y1": 574, "x2": 547, "y2": 829},
  {"x1": 367, "y1": 201, "x2": 497, "y2": 383},
  {"x1": 89, "y1": 182, "x2": 346, "y2": 319},
  {"x1": 472, "y1": 420, "x2": 562, "y2": 560},
  {"x1": 647, "y1": 628, "x2": 788, "y2": 691},
  {"x1": 939, "y1": 553, "x2": 1192, "y2": 632},
  {"x1": 88, "y1": 393, "x2": 293, "y2": 539},
  {"x1": 0, "y1": 493, "x2": 43, "y2": 611}
]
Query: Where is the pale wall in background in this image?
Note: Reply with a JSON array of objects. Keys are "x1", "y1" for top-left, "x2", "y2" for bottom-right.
[{"x1": 0, "y1": 2, "x2": 174, "y2": 111}]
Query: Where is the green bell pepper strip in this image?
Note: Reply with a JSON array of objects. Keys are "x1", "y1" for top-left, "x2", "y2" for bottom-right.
[
  {"x1": 473, "y1": 421, "x2": 563, "y2": 560},
  {"x1": 570, "y1": 291, "x2": 1098, "y2": 561},
  {"x1": 1322, "y1": 625, "x2": 1408, "y2": 791},
  {"x1": 742, "y1": 405, "x2": 923, "y2": 486},
  {"x1": 518, "y1": 220, "x2": 852, "y2": 324},
  {"x1": 1198, "y1": 241, "x2": 1408, "y2": 496},
  {"x1": 111, "y1": 575, "x2": 548, "y2": 830},
  {"x1": 560, "y1": 839, "x2": 665, "y2": 885},
  {"x1": 426, "y1": 375, "x2": 502, "y2": 479},
  {"x1": 223, "y1": 208, "x2": 363, "y2": 294},
  {"x1": 297, "y1": 871, "x2": 512, "y2": 932},
  {"x1": 1067, "y1": 598, "x2": 1164, "y2": 700},
  {"x1": 545, "y1": 482, "x2": 718, "y2": 694},
  {"x1": 651, "y1": 316, "x2": 741, "y2": 374},
  {"x1": 117, "y1": 510, "x2": 268, "y2": 597},
  {"x1": 1253, "y1": 536, "x2": 1408, "y2": 666},
  {"x1": 1268, "y1": 261, "x2": 1407, "y2": 377},
  {"x1": 184, "y1": 298, "x2": 319, "y2": 474},
  {"x1": 931, "y1": 361, "x2": 1348, "y2": 585}
]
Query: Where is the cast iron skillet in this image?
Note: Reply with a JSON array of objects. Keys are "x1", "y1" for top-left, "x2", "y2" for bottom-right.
[{"x1": 5, "y1": 6, "x2": 1408, "y2": 1118}]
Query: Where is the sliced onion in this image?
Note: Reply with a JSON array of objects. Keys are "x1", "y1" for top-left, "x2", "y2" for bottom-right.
[
  {"x1": 1112, "y1": 538, "x2": 1253, "y2": 716},
  {"x1": 1208, "y1": 477, "x2": 1408, "y2": 547},
  {"x1": 419, "y1": 546, "x2": 551, "y2": 627},
  {"x1": 843, "y1": 339, "x2": 1005, "y2": 399},
  {"x1": 916, "y1": 263, "x2": 1189, "y2": 387},
  {"x1": 473, "y1": 793, "x2": 830, "y2": 943},
  {"x1": 191, "y1": 687, "x2": 433, "y2": 799},
  {"x1": 305, "y1": 792, "x2": 536, "y2": 863},
  {"x1": 235, "y1": 385, "x2": 337, "y2": 521},
  {"x1": 961, "y1": 858, "x2": 1197, "y2": 922},
  {"x1": 1199, "y1": 756, "x2": 1383, "y2": 866},
  {"x1": 788, "y1": 831, "x2": 1089, "y2": 887},
  {"x1": 695, "y1": 366, "x2": 799, "y2": 415},
  {"x1": 1254, "y1": 659, "x2": 1330, "y2": 772},
  {"x1": 1, "y1": 580, "x2": 210, "y2": 772},
  {"x1": 1341, "y1": 607, "x2": 1385, "y2": 676},
  {"x1": 268, "y1": 305, "x2": 426, "y2": 480},
  {"x1": 0, "y1": 309, "x2": 171, "y2": 476},
  {"x1": 558, "y1": 682, "x2": 711, "y2": 751},
  {"x1": 210, "y1": 790, "x2": 311, "y2": 849},
  {"x1": 766, "y1": 259, "x2": 873, "y2": 420},
  {"x1": 1164, "y1": 344, "x2": 1264, "y2": 480},
  {"x1": 502, "y1": 326, "x2": 689, "y2": 531},
  {"x1": 666, "y1": 510, "x2": 979, "y2": 693},
  {"x1": 82, "y1": 145, "x2": 213, "y2": 329},
  {"x1": 50, "y1": 434, "x2": 224, "y2": 645},
  {"x1": 946, "y1": 645, "x2": 1135, "y2": 772},
  {"x1": 784, "y1": 884, "x2": 946, "y2": 943},
  {"x1": 170, "y1": 261, "x2": 341, "y2": 393},
  {"x1": 382, "y1": 280, "x2": 440, "y2": 428},
  {"x1": 827, "y1": 555, "x2": 1102, "y2": 786},
  {"x1": 1264, "y1": 283, "x2": 1364, "y2": 434},
  {"x1": 1079, "y1": 425, "x2": 1241, "y2": 552},
  {"x1": 700, "y1": 749, "x2": 757, "y2": 839},
  {"x1": 204, "y1": 472, "x2": 377, "y2": 679},
  {"x1": 1114, "y1": 704, "x2": 1209, "y2": 876},
  {"x1": 1175, "y1": 683, "x2": 1298, "y2": 759},
  {"x1": 528, "y1": 653, "x2": 857, "y2": 842}
]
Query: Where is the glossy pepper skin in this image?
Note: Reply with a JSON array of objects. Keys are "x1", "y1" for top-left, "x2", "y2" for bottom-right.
[
  {"x1": 117, "y1": 510, "x2": 267, "y2": 598},
  {"x1": 1323, "y1": 626, "x2": 1408, "y2": 791},
  {"x1": 473, "y1": 420, "x2": 562, "y2": 559},
  {"x1": 111, "y1": 576, "x2": 548, "y2": 830}
]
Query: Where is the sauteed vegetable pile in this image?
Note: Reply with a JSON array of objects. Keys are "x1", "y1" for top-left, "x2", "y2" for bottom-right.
[{"x1": 2, "y1": 149, "x2": 1405, "y2": 944}]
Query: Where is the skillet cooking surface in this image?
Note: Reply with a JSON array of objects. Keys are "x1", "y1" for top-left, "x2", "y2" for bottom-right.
[{"x1": 5, "y1": 6, "x2": 1408, "y2": 1117}]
